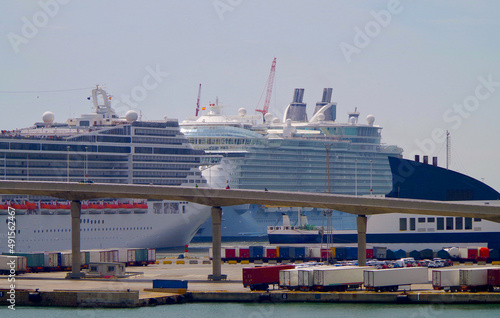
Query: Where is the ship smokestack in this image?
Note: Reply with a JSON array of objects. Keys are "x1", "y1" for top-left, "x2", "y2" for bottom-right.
[
  {"x1": 423, "y1": 155, "x2": 429, "y2": 164},
  {"x1": 284, "y1": 88, "x2": 308, "y2": 122},
  {"x1": 415, "y1": 155, "x2": 420, "y2": 162},
  {"x1": 432, "y1": 156, "x2": 438, "y2": 166},
  {"x1": 312, "y1": 88, "x2": 336, "y2": 121}
]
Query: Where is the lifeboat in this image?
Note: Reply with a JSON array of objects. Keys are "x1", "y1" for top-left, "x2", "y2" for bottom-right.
[
  {"x1": 11, "y1": 202, "x2": 28, "y2": 215},
  {"x1": 26, "y1": 201, "x2": 38, "y2": 211},
  {"x1": 0, "y1": 203, "x2": 9, "y2": 215},
  {"x1": 133, "y1": 202, "x2": 148, "y2": 214},
  {"x1": 88, "y1": 202, "x2": 104, "y2": 214},
  {"x1": 56, "y1": 202, "x2": 71, "y2": 215},
  {"x1": 81, "y1": 202, "x2": 89, "y2": 214},
  {"x1": 118, "y1": 202, "x2": 133, "y2": 214},
  {"x1": 40, "y1": 202, "x2": 56, "y2": 215},
  {"x1": 103, "y1": 202, "x2": 118, "y2": 214}
]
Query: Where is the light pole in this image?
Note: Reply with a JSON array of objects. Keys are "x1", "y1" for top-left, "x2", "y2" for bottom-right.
[
  {"x1": 67, "y1": 146, "x2": 70, "y2": 182},
  {"x1": 370, "y1": 160, "x2": 373, "y2": 197},
  {"x1": 85, "y1": 147, "x2": 88, "y2": 181},
  {"x1": 354, "y1": 159, "x2": 357, "y2": 196}
]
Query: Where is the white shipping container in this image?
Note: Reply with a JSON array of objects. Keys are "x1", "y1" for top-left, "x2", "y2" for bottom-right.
[
  {"x1": 309, "y1": 248, "x2": 321, "y2": 259},
  {"x1": 0, "y1": 255, "x2": 27, "y2": 273},
  {"x1": 432, "y1": 269, "x2": 460, "y2": 289},
  {"x1": 314, "y1": 266, "x2": 365, "y2": 288},
  {"x1": 364, "y1": 267, "x2": 429, "y2": 289},
  {"x1": 43, "y1": 252, "x2": 60, "y2": 268},
  {"x1": 458, "y1": 247, "x2": 468, "y2": 259},
  {"x1": 147, "y1": 248, "x2": 156, "y2": 262},
  {"x1": 298, "y1": 267, "x2": 320, "y2": 289},
  {"x1": 280, "y1": 269, "x2": 300, "y2": 289},
  {"x1": 459, "y1": 267, "x2": 491, "y2": 287},
  {"x1": 87, "y1": 251, "x2": 101, "y2": 263}
]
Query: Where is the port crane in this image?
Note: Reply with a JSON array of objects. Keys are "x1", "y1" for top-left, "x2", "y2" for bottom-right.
[{"x1": 255, "y1": 58, "x2": 277, "y2": 121}]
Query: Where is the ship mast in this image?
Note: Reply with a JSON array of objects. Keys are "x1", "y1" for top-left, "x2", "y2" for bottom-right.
[{"x1": 446, "y1": 130, "x2": 451, "y2": 170}]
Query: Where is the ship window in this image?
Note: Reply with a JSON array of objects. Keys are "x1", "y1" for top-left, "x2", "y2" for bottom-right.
[
  {"x1": 436, "y1": 218, "x2": 444, "y2": 230},
  {"x1": 465, "y1": 218, "x2": 472, "y2": 230},
  {"x1": 399, "y1": 218, "x2": 407, "y2": 231},
  {"x1": 418, "y1": 218, "x2": 426, "y2": 223},
  {"x1": 446, "y1": 217, "x2": 454, "y2": 230},
  {"x1": 427, "y1": 218, "x2": 435, "y2": 223},
  {"x1": 474, "y1": 218, "x2": 482, "y2": 222},
  {"x1": 410, "y1": 218, "x2": 416, "y2": 231},
  {"x1": 456, "y1": 217, "x2": 463, "y2": 230}
]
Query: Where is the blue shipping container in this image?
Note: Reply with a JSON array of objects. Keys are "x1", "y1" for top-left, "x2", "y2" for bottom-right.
[
  {"x1": 346, "y1": 247, "x2": 358, "y2": 260},
  {"x1": 279, "y1": 247, "x2": 290, "y2": 259},
  {"x1": 249, "y1": 246, "x2": 264, "y2": 258},
  {"x1": 153, "y1": 280, "x2": 188, "y2": 289}
]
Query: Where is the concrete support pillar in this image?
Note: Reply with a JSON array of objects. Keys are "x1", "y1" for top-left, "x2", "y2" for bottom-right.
[
  {"x1": 66, "y1": 200, "x2": 85, "y2": 279},
  {"x1": 357, "y1": 215, "x2": 367, "y2": 267},
  {"x1": 209, "y1": 206, "x2": 226, "y2": 280}
]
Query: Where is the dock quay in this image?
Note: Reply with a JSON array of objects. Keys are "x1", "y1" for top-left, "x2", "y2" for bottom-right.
[{"x1": 2, "y1": 261, "x2": 500, "y2": 308}]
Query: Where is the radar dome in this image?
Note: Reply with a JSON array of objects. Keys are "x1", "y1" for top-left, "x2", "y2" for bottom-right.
[
  {"x1": 366, "y1": 115, "x2": 375, "y2": 126},
  {"x1": 349, "y1": 116, "x2": 356, "y2": 125},
  {"x1": 272, "y1": 117, "x2": 280, "y2": 124},
  {"x1": 42, "y1": 111, "x2": 55, "y2": 124},
  {"x1": 264, "y1": 113, "x2": 274, "y2": 122},
  {"x1": 238, "y1": 108, "x2": 247, "y2": 116},
  {"x1": 285, "y1": 118, "x2": 292, "y2": 126},
  {"x1": 317, "y1": 113, "x2": 325, "y2": 121},
  {"x1": 125, "y1": 110, "x2": 139, "y2": 122}
]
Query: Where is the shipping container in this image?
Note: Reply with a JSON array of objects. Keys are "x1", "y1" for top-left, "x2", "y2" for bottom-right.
[
  {"x1": 249, "y1": 246, "x2": 264, "y2": 259},
  {"x1": 459, "y1": 267, "x2": 493, "y2": 291},
  {"x1": 364, "y1": 267, "x2": 428, "y2": 292},
  {"x1": 458, "y1": 247, "x2": 468, "y2": 259},
  {"x1": 432, "y1": 269, "x2": 460, "y2": 291},
  {"x1": 298, "y1": 267, "x2": 318, "y2": 290},
  {"x1": 467, "y1": 248, "x2": 478, "y2": 261},
  {"x1": 373, "y1": 246, "x2": 387, "y2": 259},
  {"x1": 0, "y1": 255, "x2": 27, "y2": 274},
  {"x1": 279, "y1": 246, "x2": 290, "y2": 259},
  {"x1": 153, "y1": 279, "x2": 188, "y2": 291},
  {"x1": 313, "y1": 266, "x2": 364, "y2": 291},
  {"x1": 279, "y1": 268, "x2": 300, "y2": 290},
  {"x1": 135, "y1": 248, "x2": 148, "y2": 264},
  {"x1": 487, "y1": 268, "x2": 500, "y2": 288},
  {"x1": 117, "y1": 248, "x2": 136, "y2": 265},
  {"x1": 346, "y1": 247, "x2": 358, "y2": 260},
  {"x1": 8, "y1": 252, "x2": 44, "y2": 270},
  {"x1": 225, "y1": 247, "x2": 236, "y2": 259},
  {"x1": 478, "y1": 247, "x2": 489, "y2": 260},
  {"x1": 366, "y1": 248, "x2": 374, "y2": 259},
  {"x1": 147, "y1": 248, "x2": 156, "y2": 264},
  {"x1": 266, "y1": 247, "x2": 277, "y2": 259},
  {"x1": 239, "y1": 247, "x2": 250, "y2": 259},
  {"x1": 43, "y1": 252, "x2": 61, "y2": 269},
  {"x1": 243, "y1": 265, "x2": 295, "y2": 291},
  {"x1": 335, "y1": 247, "x2": 347, "y2": 260}
]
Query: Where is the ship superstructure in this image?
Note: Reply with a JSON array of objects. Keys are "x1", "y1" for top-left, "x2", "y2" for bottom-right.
[
  {"x1": 181, "y1": 88, "x2": 403, "y2": 239},
  {"x1": 0, "y1": 86, "x2": 212, "y2": 252}
]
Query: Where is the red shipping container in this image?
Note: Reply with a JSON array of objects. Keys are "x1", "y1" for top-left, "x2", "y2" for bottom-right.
[
  {"x1": 468, "y1": 248, "x2": 478, "y2": 261},
  {"x1": 266, "y1": 248, "x2": 277, "y2": 259},
  {"x1": 225, "y1": 248, "x2": 236, "y2": 259},
  {"x1": 243, "y1": 265, "x2": 295, "y2": 289},
  {"x1": 487, "y1": 268, "x2": 500, "y2": 287},
  {"x1": 239, "y1": 248, "x2": 250, "y2": 259},
  {"x1": 366, "y1": 249, "x2": 374, "y2": 259},
  {"x1": 321, "y1": 249, "x2": 332, "y2": 259}
]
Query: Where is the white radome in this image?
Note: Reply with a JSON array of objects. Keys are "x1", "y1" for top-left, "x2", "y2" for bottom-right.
[
  {"x1": 125, "y1": 110, "x2": 139, "y2": 122},
  {"x1": 42, "y1": 111, "x2": 55, "y2": 124}
]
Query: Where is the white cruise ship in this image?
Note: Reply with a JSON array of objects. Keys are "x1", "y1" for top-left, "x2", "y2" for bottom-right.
[
  {"x1": 181, "y1": 88, "x2": 403, "y2": 240},
  {"x1": 0, "y1": 87, "x2": 213, "y2": 253}
]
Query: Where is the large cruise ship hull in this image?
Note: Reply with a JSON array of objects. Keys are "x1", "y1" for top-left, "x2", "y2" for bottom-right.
[{"x1": 0, "y1": 202, "x2": 210, "y2": 253}]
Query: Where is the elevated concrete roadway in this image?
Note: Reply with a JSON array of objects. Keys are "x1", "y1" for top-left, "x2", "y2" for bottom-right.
[{"x1": 1, "y1": 181, "x2": 500, "y2": 279}]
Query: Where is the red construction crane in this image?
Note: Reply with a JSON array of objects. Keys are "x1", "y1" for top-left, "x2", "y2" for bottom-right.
[
  {"x1": 256, "y1": 58, "x2": 277, "y2": 121},
  {"x1": 195, "y1": 84, "x2": 202, "y2": 116}
]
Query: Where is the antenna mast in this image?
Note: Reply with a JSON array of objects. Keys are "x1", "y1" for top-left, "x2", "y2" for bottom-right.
[
  {"x1": 195, "y1": 84, "x2": 202, "y2": 116},
  {"x1": 256, "y1": 58, "x2": 277, "y2": 121},
  {"x1": 446, "y1": 130, "x2": 451, "y2": 170}
]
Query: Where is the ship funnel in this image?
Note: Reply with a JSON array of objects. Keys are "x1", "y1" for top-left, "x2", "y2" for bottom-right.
[
  {"x1": 284, "y1": 88, "x2": 308, "y2": 122},
  {"x1": 282, "y1": 213, "x2": 291, "y2": 228},
  {"x1": 312, "y1": 88, "x2": 336, "y2": 121}
]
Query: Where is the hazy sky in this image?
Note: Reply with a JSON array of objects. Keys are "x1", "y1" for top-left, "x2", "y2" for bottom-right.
[{"x1": 1, "y1": 1, "x2": 500, "y2": 191}]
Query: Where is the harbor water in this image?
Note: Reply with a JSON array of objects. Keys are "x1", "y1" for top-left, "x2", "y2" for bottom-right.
[{"x1": 3, "y1": 303, "x2": 500, "y2": 318}]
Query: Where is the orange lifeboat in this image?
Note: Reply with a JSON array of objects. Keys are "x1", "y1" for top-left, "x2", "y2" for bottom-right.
[
  {"x1": 133, "y1": 202, "x2": 148, "y2": 214},
  {"x1": 0, "y1": 203, "x2": 9, "y2": 215},
  {"x1": 118, "y1": 202, "x2": 133, "y2": 214},
  {"x1": 103, "y1": 202, "x2": 119, "y2": 214},
  {"x1": 11, "y1": 202, "x2": 28, "y2": 214},
  {"x1": 81, "y1": 202, "x2": 89, "y2": 214},
  {"x1": 88, "y1": 202, "x2": 104, "y2": 214},
  {"x1": 40, "y1": 202, "x2": 56, "y2": 215},
  {"x1": 56, "y1": 202, "x2": 71, "y2": 215},
  {"x1": 26, "y1": 201, "x2": 38, "y2": 211}
]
